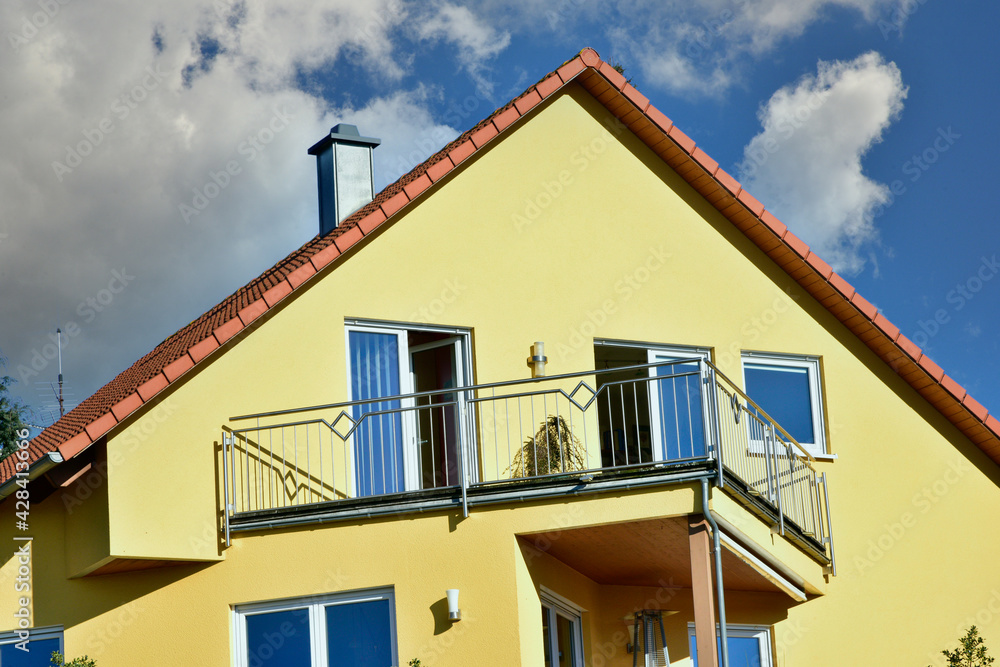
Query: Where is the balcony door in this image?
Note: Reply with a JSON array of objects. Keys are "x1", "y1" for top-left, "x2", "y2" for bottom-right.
[
  {"x1": 346, "y1": 323, "x2": 469, "y2": 498},
  {"x1": 647, "y1": 347, "x2": 711, "y2": 461},
  {"x1": 595, "y1": 342, "x2": 710, "y2": 468}
]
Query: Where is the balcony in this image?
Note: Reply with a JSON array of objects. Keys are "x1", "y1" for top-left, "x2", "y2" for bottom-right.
[{"x1": 221, "y1": 359, "x2": 835, "y2": 568}]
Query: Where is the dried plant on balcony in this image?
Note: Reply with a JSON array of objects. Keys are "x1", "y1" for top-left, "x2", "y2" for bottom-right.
[{"x1": 505, "y1": 415, "x2": 587, "y2": 478}]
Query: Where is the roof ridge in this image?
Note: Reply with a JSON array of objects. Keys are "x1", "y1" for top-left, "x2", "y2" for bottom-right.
[{"x1": 7, "y1": 47, "x2": 998, "y2": 483}]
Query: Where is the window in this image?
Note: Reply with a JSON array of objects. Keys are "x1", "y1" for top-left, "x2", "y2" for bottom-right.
[
  {"x1": 687, "y1": 624, "x2": 773, "y2": 667},
  {"x1": 594, "y1": 341, "x2": 712, "y2": 466},
  {"x1": 741, "y1": 352, "x2": 826, "y2": 456},
  {"x1": 540, "y1": 589, "x2": 584, "y2": 667},
  {"x1": 0, "y1": 626, "x2": 63, "y2": 666},
  {"x1": 233, "y1": 588, "x2": 397, "y2": 667},
  {"x1": 345, "y1": 321, "x2": 472, "y2": 497}
]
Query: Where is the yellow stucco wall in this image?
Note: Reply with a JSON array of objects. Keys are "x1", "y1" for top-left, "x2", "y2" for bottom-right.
[{"x1": 0, "y1": 82, "x2": 997, "y2": 665}]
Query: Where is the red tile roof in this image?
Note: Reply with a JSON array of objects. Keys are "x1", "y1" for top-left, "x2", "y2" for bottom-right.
[{"x1": 5, "y1": 48, "x2": 999, "y2": 482}]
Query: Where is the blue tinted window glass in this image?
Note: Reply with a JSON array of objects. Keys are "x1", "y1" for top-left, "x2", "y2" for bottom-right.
[
  {"x1": 0, "y1": 638, "x2": 62, "y2": 667},
  {"x1": 744, "y1": 364, "x2": 814, "y2": 443},
  {"x1": 326, "y1": 599, "x2": 392, "y2": 667},
  {"x1": 690, "y1": 632, "x2": 763, "y2": 667},
  {"x1": 349, "y1": 331, "x2": 405, "y2": 496},
  {"x1": 245, "y1": 608, "x2": 311, "y2": 666},
  {"x1": 655, "y1": 359, "x2": 706, "y2": 460}
]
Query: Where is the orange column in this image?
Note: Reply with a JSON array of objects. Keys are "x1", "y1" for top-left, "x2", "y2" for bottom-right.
[{"x1": 689, "y1": 514, "x2": 718, "y2": 667}]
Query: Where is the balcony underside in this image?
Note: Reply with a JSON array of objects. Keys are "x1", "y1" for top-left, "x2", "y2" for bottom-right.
[
  {"x1": 519, "y1": 516, "x2": 808, "y2": 602},
  {"x1": 227, "y1": 460, "x2": 829, "y2": 566}
]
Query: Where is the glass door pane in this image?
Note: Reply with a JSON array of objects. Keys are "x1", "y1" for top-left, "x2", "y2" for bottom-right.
[
  {"x1": 348, "y1": 330, "x2": 407, "y2": 497},
  {"x1": 648, "y1": 351, "x2": 707, "y2": 461},
  {"x1": 555, "y1": 613, "x2": 577, "y2": 667},
  {"x1": 325, "y1": 599, "x2": 393, "y2": 667}
]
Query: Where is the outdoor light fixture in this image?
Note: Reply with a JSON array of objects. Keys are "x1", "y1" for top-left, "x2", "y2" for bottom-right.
[
  {"x1": 446, "y1": 589, "x2": 461, "y2": 622},
  {"x1": 527, "y1": 341, "x2": 548, "y2": 378}
]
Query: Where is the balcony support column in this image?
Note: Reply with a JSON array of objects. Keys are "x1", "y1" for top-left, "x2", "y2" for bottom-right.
[{"x1": 689, "y1": 513, "x2": 719, "y2": 667}]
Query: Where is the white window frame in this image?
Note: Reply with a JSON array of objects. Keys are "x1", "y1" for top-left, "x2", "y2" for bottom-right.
[
  {"x1": 594, "y1": 339, "x2": 713, "y2": 463},
  {"x1": 740, "y1": 352, "x2": 826, "y2": 457},
  {"x1": 0, "y1": 625, "x2": 63, "y2": 662},
  {"x1": 540, "y1": 588, "x2": 585, "y2": 667},
  {"x1": 646, "y1": 344, "x2": 712, "y2": 461},
  {"x1": 232, "y1": 587, "x2": 397, "y2": 667},
  {"x1": 686, "y1": 623, "x2": 773, "y2": 667},
  {"x1": 345, "y1": 319, "x2": 475, "y2": 494}
]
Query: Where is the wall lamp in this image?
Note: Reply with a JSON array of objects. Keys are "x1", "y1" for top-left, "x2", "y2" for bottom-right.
[
  {"x1": 527, "y1": 341, "x2": 548, "y2": 378},
  {"x1": 446, "y1": 589, "x2": 461, "y2": 622}
]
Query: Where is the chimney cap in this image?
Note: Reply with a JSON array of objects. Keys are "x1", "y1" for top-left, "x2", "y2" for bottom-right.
[{"x1": 308, "y1": 123, "x2": 381, "y2": 155}]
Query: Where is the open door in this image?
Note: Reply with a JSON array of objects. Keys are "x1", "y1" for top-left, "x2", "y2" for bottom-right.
[
  {"x1": 409, "y1": 335, "x2": 465, "y2": 489},
  {"x1": 347, "y1": 323, "x2": 471, "y2": 497}
]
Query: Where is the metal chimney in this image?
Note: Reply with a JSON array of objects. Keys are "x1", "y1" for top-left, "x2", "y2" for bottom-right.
[{"x1": 307, "y1": 124, "x2": 381, "y2": 236}]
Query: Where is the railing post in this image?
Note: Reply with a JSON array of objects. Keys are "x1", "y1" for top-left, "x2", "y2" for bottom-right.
[
  {"x1": 765, "y1": 425, "x2": 784, "y2": 536},
  {"x1": 702, "y1": 360, "x2": 724, "y2": 488},
  {"x1": 458, "y1": 392, "x2": 470, "y2": 518},
  {"x1": 821, "y1": 472, "x2": 837, "y2": 576},
  {"x1": 222, "y1": 430, "x2": 232, "y2": 548}
]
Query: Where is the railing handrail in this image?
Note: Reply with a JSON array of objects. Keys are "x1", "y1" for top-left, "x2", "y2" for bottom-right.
[
  {"x1": 708, "y1": 364, "x2": 816, "y2": 464},
  {"x1": 229, "y1": 357, "x2": 814, "y2": 463},
  {"x1": 229, "y1": 358, "x2": 702, "y2": 422}
]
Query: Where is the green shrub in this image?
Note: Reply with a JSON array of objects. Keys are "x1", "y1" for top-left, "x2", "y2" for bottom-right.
[
  {"x1": 932, "y1": 627, "x2": 994, "y2": 667},
  {"x1": 51, "y1": 652, "x2": 97, "y2": 667}
]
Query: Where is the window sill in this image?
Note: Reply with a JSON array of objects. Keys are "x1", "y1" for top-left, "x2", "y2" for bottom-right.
[{"x1": 811, "y1": 453, "x2": 838, "y2": 462}]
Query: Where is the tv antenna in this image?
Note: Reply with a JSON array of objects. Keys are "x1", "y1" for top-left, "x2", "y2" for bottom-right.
[{"x1": 56, "y1": 327, "x2": 64, "y2": 417}]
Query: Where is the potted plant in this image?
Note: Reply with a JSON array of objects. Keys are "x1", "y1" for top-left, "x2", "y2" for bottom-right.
[{"x1": 506, "y1": 415, "x2": 587, "y2": 478}]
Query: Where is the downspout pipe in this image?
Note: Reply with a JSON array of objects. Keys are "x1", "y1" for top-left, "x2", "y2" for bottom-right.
[{"x1": 700, "y1": 477, "x2": 730, "y2": 667}]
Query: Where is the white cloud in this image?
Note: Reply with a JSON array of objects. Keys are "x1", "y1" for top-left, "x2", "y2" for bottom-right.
[
  {"x1": 411, "y1": 3, "x2": 511, "y2": 98},
  {"x1": 737, "y1": 52, "x2": 907, "y2": 274},
  {"x1": 602, "y1": 0, "x2": 908, "y2": 96},
  {"x1": 0, "y1": 0, "x2": 465, "y2": 417}
]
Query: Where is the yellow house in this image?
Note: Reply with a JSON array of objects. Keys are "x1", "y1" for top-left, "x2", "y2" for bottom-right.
[{"x1": 2, "y1": 47, "x2": 999, "y2": 666}]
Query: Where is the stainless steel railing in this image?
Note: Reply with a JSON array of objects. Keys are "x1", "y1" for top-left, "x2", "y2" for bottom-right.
[
  {"x1": 222, "y1": 360, "x2": 834, "y2": 565},
  {"x1": 709, "y1": 365, "x2": 833, "y2": 556}
]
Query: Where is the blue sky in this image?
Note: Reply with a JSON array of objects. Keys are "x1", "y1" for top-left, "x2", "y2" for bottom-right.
[{"x1": 1, "y1": 0, "x2": 997, "y2": 427}]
